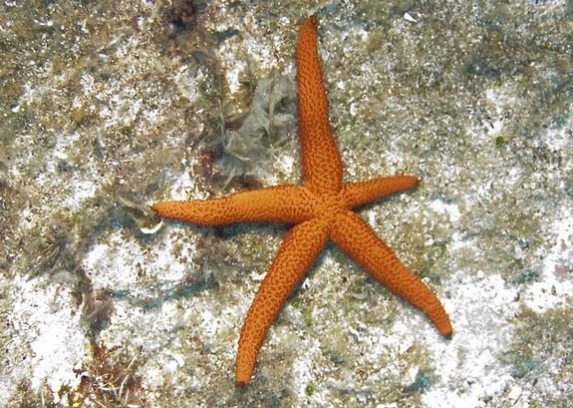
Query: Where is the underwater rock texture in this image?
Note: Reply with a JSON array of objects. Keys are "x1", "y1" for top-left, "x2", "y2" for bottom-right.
[{"x1": 1, "y1": 0, "x2": 572, "y2": 407}]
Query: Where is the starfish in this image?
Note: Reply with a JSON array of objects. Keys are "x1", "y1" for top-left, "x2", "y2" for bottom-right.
[{"x1": 152, "y1": 16, "x2": 453, "y2": 385}]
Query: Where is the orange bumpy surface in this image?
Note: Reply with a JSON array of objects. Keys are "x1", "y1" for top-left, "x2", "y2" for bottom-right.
[{"x1": 152, "y1": 16, "x2": 453, "y2": 386}]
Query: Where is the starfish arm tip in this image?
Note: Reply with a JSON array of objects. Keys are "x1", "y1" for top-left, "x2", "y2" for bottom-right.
[
  {"x1": 150, "y1": 202, "x2": 163, "y2": 215},
  {"x1": 429, "y1": 306, "x2": 453, "y2": 337},
  {"x1": 438, "y1": 322, "x2": 454, "y2": 338},
  {"x1": 150, "y1": 203, "x2": 160, "y2": 213},
  {"x1": 150, "y1": 201, "x2": 182, "y2": 219},
  {"x1": 235, "y1": 376, "x2": 249, "y2": 387}
]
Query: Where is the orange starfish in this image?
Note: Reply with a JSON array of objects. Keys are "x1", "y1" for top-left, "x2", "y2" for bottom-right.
[{"x1": 152, "y1": 16, "x2": 452, "y2": 385}]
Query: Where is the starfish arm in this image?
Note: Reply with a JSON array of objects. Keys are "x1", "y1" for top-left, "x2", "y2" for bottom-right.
[
  {"x1": 236, "y1": 218, "x2": 329, "y2": 385},
  {"x1": 341, "y1": 176, "x2": 419, "y2": 209},
  {"x1": 330, "y1": 211, "x2": 453, "y2": 337},
  {"x1": 152, "y1": 185, "x2": 317, "y2": 226},
  {"x1": 296, "y1": 17, "x2": 343, "y2": 194}
]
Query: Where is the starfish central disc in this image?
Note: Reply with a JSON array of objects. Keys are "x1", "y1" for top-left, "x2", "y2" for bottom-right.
[{"x1": 315, "y1": 193, "x2": 346, "y2": 222}]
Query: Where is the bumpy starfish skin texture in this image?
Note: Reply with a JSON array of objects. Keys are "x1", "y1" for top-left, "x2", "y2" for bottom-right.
[{"x1": 152, "y1": 16, "x2": 453, "y2": 386}]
